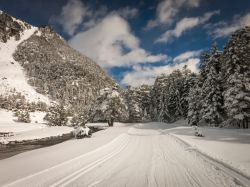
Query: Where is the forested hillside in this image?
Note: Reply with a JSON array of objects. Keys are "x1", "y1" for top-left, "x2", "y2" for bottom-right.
[
  {"x1": 123, "y1": 27, "x2": 250, "y2": 128},
  {"x1": 13, "y1": 26, "x2": 116, "y2": 114}
]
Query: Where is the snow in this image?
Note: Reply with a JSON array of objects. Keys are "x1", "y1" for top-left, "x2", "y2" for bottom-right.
[
  {"x1": 0, "y1": 122, "x2": 249, "y2": 186},
  {"x1": 0, "y1": 25, "x2": 50, "y2": 104},
  {"x1": 34, "y1": 30, "x2": 42, "y2": 37},
  {"x1": 0, "y1": 110, "x2": 46, "y2": 133},
  {"x1": 6, "y1": 126, "x2": 72, "y2": 142},
  {"x1": 73, "y1": 126, "x2": 90, "y2": 137},
  {"x1": 0, "y1": 109, "x2": 73, "y2": 143},
  {"x1": 164, "y1": 120, "x2": 250, "y2": 178}
]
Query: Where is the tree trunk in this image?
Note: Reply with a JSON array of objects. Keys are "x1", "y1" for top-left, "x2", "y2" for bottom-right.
[
  {"x1": 108, "y1": 118, "x2": 114, "y2": 127},
  {"x1": 243, "y1": 119, "x2": 246, "y2": 129}
]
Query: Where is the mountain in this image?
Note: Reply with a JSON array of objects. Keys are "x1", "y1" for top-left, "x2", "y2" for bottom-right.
[{"x1": 0, "y1": 11, "x2": 116, "y2": 113}]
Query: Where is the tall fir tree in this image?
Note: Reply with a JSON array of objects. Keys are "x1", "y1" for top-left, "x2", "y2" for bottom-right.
[
  {"x1": 200, "y1": 44, "x2": 224, "y2": 126},
  {"x1": 222, "y1": 27, "x2": 250, "y2": 128}
]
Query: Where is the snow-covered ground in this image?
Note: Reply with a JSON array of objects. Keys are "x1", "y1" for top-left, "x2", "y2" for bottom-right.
[
  {"x1": 0, "y1": 122, "x2": 249, "y2": 187},
  {"x1": 164, "y1": 120, "x2": 250, "y2": 178},
  {"x1": 0, "y1": 110, "x2": 46, "y2": 133},
  {"x1": 0, "y1": 110, "x2": 73, "y2": 144},
  {"x1": 0, "y1": 24, "x2": 49, "y2": 104}
]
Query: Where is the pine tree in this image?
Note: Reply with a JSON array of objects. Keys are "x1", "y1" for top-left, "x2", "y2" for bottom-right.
[
  {"x1": 180, "y1": 66, "x2": 197, "y2": 118},
  {"x1": 222, "y1": 27, "x2": 250, "y2": 128},
  {"x1": 200, "y1": 44, "x2": 224, "y2": 126},
  {"x1": 44, "y1": 102, "x2": 68, "y2": 126},
  {"x1": 187, "y1": 82, "x2": 202, "y2": 126},
  {"x1": 121, "y1": 85, "x2": 151, "y2": 122}
]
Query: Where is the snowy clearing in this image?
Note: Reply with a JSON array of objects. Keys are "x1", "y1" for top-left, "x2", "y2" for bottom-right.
[
  {"x1": 0, "y1": 110, "x2": 73, "y2": 144},
  {"x1": 0, "y1": 25, "x2": 49, "y2": 104},
  {"x1": 0, "y1": 122, "x2": 249, "y2": 187}
]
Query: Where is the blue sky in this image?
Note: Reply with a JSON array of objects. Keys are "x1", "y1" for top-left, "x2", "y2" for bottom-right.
[{"x1": 1, "y1": 0, "x2": 250, "y2": 87}]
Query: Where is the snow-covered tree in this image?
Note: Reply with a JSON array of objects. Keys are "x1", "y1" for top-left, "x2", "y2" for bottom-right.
[
  {"x1": 150, "y1": 69, "x2": 194, "y2": 122},
  {"x1": 200, "y1": 44, "x2": 224, "y2": 126},
  {"x1": 122, "y1": 85, "x2": 151, "y2": 122},
  {"x1": 180, "y1": 66, "x2": 197, "y2": 118},
  {"x1": 44, "y1": 102, "x2": 68, "y2": 126},
  {"x1": 187, "y1": 82, "x2": 202, "y2": 126},
  {"x1": 70, "y1": 106, "x2": 91, "y2": 127},
  {"x1": 92, "y1": 86, "x2": 128, "y2": 126},
  {"x1": 222, "y1": 27, "x2": 250, "y2": 128}
]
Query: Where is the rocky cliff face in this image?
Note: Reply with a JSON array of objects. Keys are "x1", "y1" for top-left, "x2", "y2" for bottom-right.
[
  {"x1": 0, "y1": 11, "x2": 116, "y2": 113},
  {"x1": 0, "y1": 11, "x2": 30, "y2": 42}
]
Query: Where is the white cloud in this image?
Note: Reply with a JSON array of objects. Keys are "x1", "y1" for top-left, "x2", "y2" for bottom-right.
[
  {"x1": 50, "y1": 0, "x2": 91, "y2": 35},
  {"x1": 210, "y1": 12, "x2": 250, "y2": 38},
  {"x1": 121, "y1": 58, "x2": 200, "y2": 87},
  {"x1": 156, "y1": 10, "x2": 219, "y2": 43},
  {"x1": 69, "y1": 14, "x2": 168, "y2": 68},
  {"x1": 173, "y1": 49, "x2": 202, "y2": 62},
  {"x1": 145, "y1": 0, "x2": 200, "y2": 30},
  {"x1": 82, "y1": 6, "x2": 138, "y2": 30},
  {"x1": 81, "y1": 5, "x2": 108, "y2": 29},
  {"x1": 116, "y1": 7, "x2": 138, "y2": 19}
]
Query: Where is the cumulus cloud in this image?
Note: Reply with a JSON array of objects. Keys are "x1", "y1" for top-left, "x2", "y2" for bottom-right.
[
  {"x1": 121, "y1": 58, "x2": 200, "y2": 87},
  {"x1": 173, "y1": 49, "x2": 202, "y2": 62},
  {"x1": 50, "y1": 0, "x2": 91, "y2": 35},
  {"x1": 208, "y1": 12, "x2": 250, "y2": 38},
  {"x1": 145, "y1": 0, "x2": 200, "y2": 30},
  {"x1": 82, "y1": 6, "x2": 138, "y2": 30},
  {"x1": 156, "y1": 10, "x2": 220, "y2": 43},
  {"x1": 69, "y1": 14, "x2": 168, "y2": 68},
  {"x1": 50, "y1": 0, "x2": 139, "y2": 34}
]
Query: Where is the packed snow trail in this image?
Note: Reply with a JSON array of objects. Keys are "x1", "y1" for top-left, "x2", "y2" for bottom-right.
[{"x1": 1, "y1": 123, "x2": 249, "y2": 187}]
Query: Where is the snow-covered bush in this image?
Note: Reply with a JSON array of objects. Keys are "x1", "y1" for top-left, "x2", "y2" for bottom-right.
[
  {"x1": 44, "y1": 102, "x2": 68, "y2": 126},
  {"x1": 193, "y1": 126, "x2": 204, "y2": 137},
  {"x1": 0, "y1": 137, "x2": 9, "y2": 145},
  {"x1": 73, "y1": 126, "x2": 91, "y2": 139},
  {"x1": 15, "y1": 109, "x2": 31, "y2": 123}
]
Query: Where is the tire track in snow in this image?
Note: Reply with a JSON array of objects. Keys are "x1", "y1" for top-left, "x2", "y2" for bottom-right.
[
  {"x1": 3, "y1": 134, "x2": 129, "y2": 187},
  {"x1": 168, "y1": 133, "x2": 250, "y2": 187},
  {"x1": 50, "y1": 136, "x2": 130, "y2": 187}
]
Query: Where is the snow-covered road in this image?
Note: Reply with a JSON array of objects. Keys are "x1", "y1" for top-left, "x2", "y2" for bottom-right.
[{"x1": 0, "y1": 123, "x2": 249, "y2": 187}]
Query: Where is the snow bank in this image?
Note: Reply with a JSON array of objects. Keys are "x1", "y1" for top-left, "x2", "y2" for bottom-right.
[
  {"x1": 6, "y1": 126, "x2": 73, "y2": 142},
  {"x1": 0, "y1": 110, "x2": 73, "y2": 144},
  {"x1": 165, "y1": 121, "x2": 250, "y2": 178},
  {"x1": 0, "y1": 110, "x2": 46, "y2": 133},
  {"x1": 0, "y1": 25, "x2": 49, "y2": 104}
]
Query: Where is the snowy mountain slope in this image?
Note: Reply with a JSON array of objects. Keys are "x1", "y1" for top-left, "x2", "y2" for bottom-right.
[
  {"x1": 0, "y1": 11, "x2": 49, "y2": 103},
  {"x1": 0, "y1": 11, "x2": 116, "y2": 110},
  {"x1": 13, "y1": 24, "x2": 116, "y2": 112}
]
